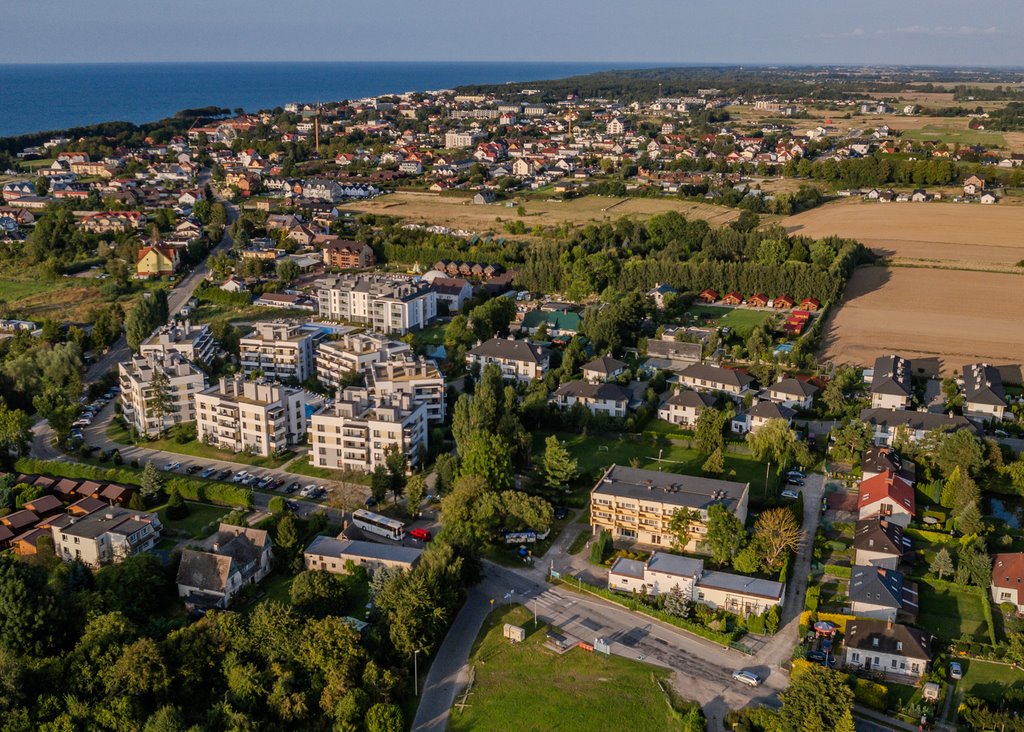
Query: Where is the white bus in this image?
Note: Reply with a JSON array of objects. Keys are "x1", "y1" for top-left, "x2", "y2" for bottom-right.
[{"x1": 352, "y1": 509, "x2": 405, "y2": 541}]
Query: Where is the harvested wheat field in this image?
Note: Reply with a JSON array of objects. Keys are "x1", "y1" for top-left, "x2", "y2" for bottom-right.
[
  {"x1": 820, "y1": 266, "x2": 1024, "y2": 380},
  {"x1": 785, "y1": 199, "x2": 1024, "y2": 270},
  {"x1": 343, "y1": 190, "x2": 738, "y2": 231}
]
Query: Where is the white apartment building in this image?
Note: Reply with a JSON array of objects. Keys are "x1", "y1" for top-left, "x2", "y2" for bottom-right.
[
  {"x1": 309, "y1": 387, "x2": 428, "y2": 473},
  {"x1": 239, "y1": 321, "x2": 319, "y2": 383},
  {"x1": 195, "y1": 377, "x2": 316, "y2": 457},
  {"x1": 366, "y1": 356, "x2": 446, "y2": 423},
  {"x1": 139, "y1": 320, "x2": 219, "y2": 365},
  {"x1": 119, "y1": 352, "x2": 207, "y2": 438},
  {"x1": 317, "y1": 274, "x2": 437, "y2": 335},
  {"x1": 315, "y1": 333, "x2": 411, "y2": 389},
  {"x1": 444, "y1": 130, "x2": 485, "y2": 148}
]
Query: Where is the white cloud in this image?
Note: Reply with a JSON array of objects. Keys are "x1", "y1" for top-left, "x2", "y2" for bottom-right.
[{"x1": 878, "y1": 25, "x2": 1000, "y2": 37}]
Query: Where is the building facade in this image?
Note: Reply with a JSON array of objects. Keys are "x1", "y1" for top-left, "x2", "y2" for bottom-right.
[
  {"x1": 195, "y1": 377, "x2": 315, "y2": 457},
  {"x1": 118, "y1": 352, "x2": 207, "y2": 438},
  {"x1": 50, "y1": 507, "x2": 162, "y2": 568},
  {"x1": 366, "y1": 356, "x2": 446, "y2": 423},
  {"x1": 139, "y1": 320, "x2": 219, "y2": 365},
  {"x1": 315, "y1": 334, "x2": 411, "y2": 389},
  {"x1": 239, "y1": 321, "x2": 319, "y2": 383},
  {"x1": 466, "y1": 337, "x2": 551, "y2": 382},
  {"x1": 317, "y1": 274, "x2": 437, "y2": 334}
]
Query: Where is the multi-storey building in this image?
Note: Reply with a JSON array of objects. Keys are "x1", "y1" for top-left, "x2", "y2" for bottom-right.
[
  {"x1": 962, "y1": 362, "x2": 1007, "y2": 421},
  {"x1": 366, "y1": 356, "x2": 446, "y2": 422},
  {"x1": 49, "y1": 506, "x2": 162, "y2": 568},
  {"x1": 466, "y1": 337, "x2": 551, "y2": 382},
  {"x1": 309, "y1": 387, "x2": 428, "y2": 473},
  {"x1": 315, "y1": 334, "x2": 411, "y2": 389},
  {"x1": 139, "y1": 320, "x2": 219, "y2": 365},
  {"x1": 195, "y1": 376, "x2": 316, "y2": 457},
  {"x1": 239, "y1": 321, "x2": 319, "y2": 383},
  {"x1": 118, "y1": 352, "x2": 207, "y2": 438},
  {"x1": 589, "y1": 464, "x2": 750, "y2": 551},
  {"x1": 870, "y1": 355, "x2": 912, "y2": 410},
  {"x1": 317, "y1": 274, "x2": 437, "y2": 335}
]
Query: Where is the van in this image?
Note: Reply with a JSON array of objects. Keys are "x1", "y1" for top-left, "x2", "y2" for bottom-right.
[{"x1": 409, "y1": 528, "x2": 432, "y2": 542}]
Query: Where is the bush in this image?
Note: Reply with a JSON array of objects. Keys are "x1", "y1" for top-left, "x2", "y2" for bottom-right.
[
  {"x1": 268, "y1": 496, "x2": 286, "y2": 514},
  {"x1": 590, "y1": 529, "x2": 612, "y2": 565},
  {"x1": 165, "y1": 488, "x2": 188, "y2": 520},
  {"x1": 765, "y1": 604, "x2": 781, "y2": 634},
  {"x1": 567, "y1": 530, "x2": 590, "y2": 556},
  {"x1": 853, "y1": 678, "x2": 888, "y2": 711},
  {"x1": 746, "y1": 613, "x2": 765, "y2": 634},
  {"x1": 805, "y1": 585, "x2": 821, "y2": 612}
]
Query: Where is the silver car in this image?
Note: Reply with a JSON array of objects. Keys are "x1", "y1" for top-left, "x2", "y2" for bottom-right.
[{"x1": 732, "y1": 670, "x2": 762, "y2": 687}]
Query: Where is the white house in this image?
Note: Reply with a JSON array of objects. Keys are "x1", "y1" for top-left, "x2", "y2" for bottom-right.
[
  {"x1": 657, "y1": 389, "x2": 716, "y2": 427},
  {"x1": 764, "y1": 378, "x2": 818, "y2": 410},
  {"x1": 551, "y1": 381, "x2": 631, "y2": 418},
  {"x1": 991, "y1": 553, "x2": 1024, "y2": 613},
  {"x1": 844, "y1": 619, "x2": 931, "y2": 681}
]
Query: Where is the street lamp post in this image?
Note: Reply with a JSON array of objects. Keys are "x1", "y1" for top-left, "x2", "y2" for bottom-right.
[
  {"x1": 764, "y1": 460, "x2": 771, "y2": 501},
  {"x1": 414, "y1": 649, "x2": 420, "y2": 697}
]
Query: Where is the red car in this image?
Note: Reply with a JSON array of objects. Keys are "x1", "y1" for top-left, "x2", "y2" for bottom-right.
[{"x1": 409, "y1": 528, "x2": 432, "y2": 542}]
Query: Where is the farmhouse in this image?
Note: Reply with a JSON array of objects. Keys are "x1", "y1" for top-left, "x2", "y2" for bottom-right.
[
  {"x1": 854, "y1": 518, "x2": 906, "y2": 570},
  {"x1": 858, "y1": 471, "x2": 915, "y2": 527},
  {"x1": 844, "y1": 619, "x2": 931, "y2": 681},
  {"x1": 849, "y1": 565, "x2": 918, "y2": 622},
  {"x1": 590, "y1": 464, "x2": 749, "y2": 551},
  {"x1": 991, "y1": 553, "x2": 1024, "y2": 613}
]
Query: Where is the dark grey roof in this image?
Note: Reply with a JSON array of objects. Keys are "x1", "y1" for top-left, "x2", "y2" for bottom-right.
[
  {"x1": 469, "y1": 337, "x2": 550, "y2": 365},
  {"x1": 747, "y1": 401, "x2": 795, "y2": 421},
  {"x1": 845, "y1": 619, "x2": 931, "y2": 660},
  {"x1": 647, "y1": 552, "x2": 703, "y2": 579},
  {"x1": 582, "y1": 355, "x2": 627, "y2": 374},
  {"x1": 849, "y1": 565, "x2": 905, "y2": 609},
  {"x1": 871, "y1": 355, "x2": 912, "y2": 397},
  {"x1": 305, "y1": 536, "x2": 423, "y2": 565},
  {"x1": 663, "y1": 389, "x2": 716, "y2": 409},
  {"x1": 769, "y1": 378, "x2": 818, "y2": 398},
  {"x1": 591, "y1": 465, "x2": 748, "y2": 513},
  {"x1": 176, "y1": 549, "x2": 233, "y2": 593},
  {"x1": 962, "y1": 363, "x2": 1006, "y2": 407},
  {"x1": 609, "y1": 556, "x2": 646, "y2": 579},
  {"x1": 854, "y1": 518, "x2": 905, "y2": 556},
  {"x1": 860, "y1": 408, "x2": 977, "y2": 435},
  {"x1": 554, "y1": 381, "x2": 630, "y2": 402},
  {"x1": 696, "y1": 570, "x2": 784, "y2": 601},
  {"x1": 680, "y1": 363, "x2": 754, "y2": 389}
]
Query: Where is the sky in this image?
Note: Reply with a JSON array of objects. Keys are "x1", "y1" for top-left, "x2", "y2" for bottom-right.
[{"x1": 4, "y1": 0, "x2": 1024, "y2": 67}]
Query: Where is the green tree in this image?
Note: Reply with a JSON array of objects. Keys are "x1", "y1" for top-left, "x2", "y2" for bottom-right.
[
  {"x1": 829, "y1": 420, "x2": 872, "y2": 463},
  {"x1": 405, "y1": 474, "x2": 426, "y2": 518},
  {"x1": 147, "y1": 368, "x2": 176, "y2": 438},
  {"x1": 384, "y1": 444, "x2": 408, "y2": 504},
  {"x1": 929, "y1": 547, "x2": 954, "y2": 580},
  {"x1": 940, "y1": 466, "x2": 980, "y2": 512},
  {"x1": 702, "y1": 447, "x2": 725, "y2": 475},
  {"x1": 370, "y1": 466, "x2": 390, "y2": 506},
  {"x1": 366, "y1": 702, "x2": 403, "y2": 732},
  {"x1": 778, "y1": 666, "x2": 855, "y2": 732},
  {"x1": 753, "y1": 507, "x2": 802, "y2": 569},
  {"x1": 459, "y1": 431, "x2": 514, "y2": 490},
  {"x1": 275, "y1": 514, "x2": 300, "y2": 565},
  {"x1": 34, "y1": 381, "x2": 82, "y2": 444},
  {"x1": 694, "y1": 407, "x2": 726, "y2": 456},
  {"x1": 931, "y1": 430, "x2": 985, "y2": 478},
  {"x1": 701, "y1": 503, "x2": 746, "y2": 566},
  {"x1": 276, "y1": 258, "x2": 300, "y2": 283},
  {"x1": 290, "y1": 570, "x2": 349, "y2": 618},
  {"x1": 140, "y1": 461, "x2": 163, "y2": 501},
  {"x1": 955, "y1": 538, "x2": 991, "y2": 587},
  {"x1": 746, "y1": 418, "x2": 809, "y2": 468},
  {"x1": 541, "y1": 435, "x2": 578, "y2": 490},
  {"x1": 955, "y1": 501, "x2": 984, "y2": 535},
  {"x1": 434, "y1": 453, "x2": 459, "y2": 495},
  {"x1": 663, "y1": 584, "x2": 691, "y2": 618},
  {"x1": 668, "y1": 508, "x2": 698, "y2": 551},
  {"x1": 0, "y1": 404, "x2": 31, "y2": 459},
  {"x1": 0, "y1": 556, "x2": 64, "y2": 655}
]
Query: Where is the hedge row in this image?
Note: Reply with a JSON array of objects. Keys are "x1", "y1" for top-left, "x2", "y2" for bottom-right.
[
  {"x1": 853, "y1": 678, "x2": 888, "y2": 711},
  {"x1": 14, "y1": 458, "x2": 253, "y2": 509},
  {"x1": 551, "y1": 577, "x2": 743, "y2": 647}
]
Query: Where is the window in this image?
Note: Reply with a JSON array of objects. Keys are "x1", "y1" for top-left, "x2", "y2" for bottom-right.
[{"x1": 851, "y1": 652, "x2": 860, "y2": 662}]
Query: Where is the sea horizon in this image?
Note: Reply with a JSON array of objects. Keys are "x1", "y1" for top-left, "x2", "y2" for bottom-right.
[{"x1": 0, "y1": 60, "x2": 664, "y2": 138}]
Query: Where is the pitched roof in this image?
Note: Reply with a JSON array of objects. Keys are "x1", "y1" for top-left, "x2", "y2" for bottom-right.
[
  {"x1": 871, "y1": 355, "x2": 912, "y2": 397},
  {"x1": 680, "y1": 363, "x2": 754, "y2": 389},
  {"x1": 662, "y1": 389, "x2": 716, "y2": 410},
  {"x1": 747, "y1": 401, "x2": 795, "y2": 421},
  {"x1": 768, "y1": 378, "x2": 818, "y2": 398},
  {"x1": 845, "y1": 619, "x2": 931, "y2": 660},
  {"x1": 582, "y1": 355, "x2": 627, "y2": 374},
  {"x1": 176, "y1": 549, "x2": 234, "y2": 593},
  {"x1": 858, "y1": 471, "x2": 915, "y2": 515},
  {"x1": 859, "y1": 408, "x2": 977, "y2": 436},
  {"x1": 962, "y1": 363, "x2": 1006, "y2": 407},
  {"x1": 469, "y1": 337, "x2": 550, "y2": 365},
  {"x1": 992, "y1": 553, "x2": 1024, "y2": 590},
  {"x1": 854, "y1": 518, "x2": 905, "y2": 557},
  {"x1": 554, "y1": 381, "x2": 631, "y2": 402},
  {"x1": 849, "y1": 565, "x2": 909, "y2": 610}
]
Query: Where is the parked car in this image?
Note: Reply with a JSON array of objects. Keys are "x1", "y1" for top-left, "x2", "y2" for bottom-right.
[
  {"x1": 185, "y1": 464, "x2": 201, "y2": 474},
  {"x1": 232, "y1": 471, "x2": 249, "y2": 484},
  {"x1": 285, "y1": 500, "x2": 299, "y2": 511},
  {"x1": 781, "y1": 489, "x2": 800, "y2": 500},
  {"x1": 732, "y1": 670, "x2": 762, "y2": 687},
  {"x1": 285, "y1": 482, "x2": 300, "y2": 494},
  {"x1": 164, "y1": 461, "x2": 182, "y2": 472},
  {"x1": 217, "y1": 469, "x2": 233, "y2": 481},
  {"x1": 554, "y1": 506, "x2": 569, "y2": 520},
  {"x1": 365, "y1": 495, "x2": 378, "y2": 508},
  {"x1": 409, "y1": 528, "x2": 432, "y2": 542},
  {"x1": 949, "y1": 662, "x2": 963, "y2": 680},
  {"x1": 807, "y1": 651, "x2": 826, "y2": 662},
  {"x1": 786, "y1": 469, "x2": 806, "y2": 479},
  {"x1": 200, "y1": 467, "x2": 216, "y2": 479},
  {"x1": 299, "y1": 484, "x2": 317, "y2": 497},
  {"x1": 785, "y1": 477, "x2": 805, "y2": 487},
  {"x1": 256, "y1": 476, "x2": 273, "y2": 490}
]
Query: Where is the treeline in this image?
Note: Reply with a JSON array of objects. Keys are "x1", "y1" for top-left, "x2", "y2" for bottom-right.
[
  {"x1": 372, "y1": 223, "x2": 525, "y2": 267},
  {"x1": 982, "y1": 102, "x2": 1024, "y2": 131},
  {"x1": 515, "y1": 211, "x2": 864, "y2": 303},
  {"x1": 784, "y1": 155, "x2": 962, "y2": 188}
]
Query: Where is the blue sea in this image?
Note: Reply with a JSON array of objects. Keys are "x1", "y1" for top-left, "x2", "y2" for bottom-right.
[{"x1": 0, "y1": 61, "x2": 656, "y2": 138}]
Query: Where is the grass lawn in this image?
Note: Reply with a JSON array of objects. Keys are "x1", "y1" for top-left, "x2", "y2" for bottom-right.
[
  {"x1": 108, "y1": 419, "x2": 291, "y2": 468},
  {"x1": 902, "y1": 125, "x2": 1007, "y2": 147},
  {"x1": 413, "y1": 322, "x2": 446, "y2": 349},
  {"x1": 916, "y1": 579, "x2": 989, "y2": 643},
  {"x1": 567, "y1": 529, "x2": 590, "y2": 555},
  {"x1": 956, "y1": 659, "x2": 1024, "y2": 703},
  {"x1": 534, "y1": 430, "x2": 767, "y2": 492},
  {"x1": 684, "y1": 305, "x2": 775, "y2": 338},
  {"x1": 159, "y1": 501, "x2": 231, "y2": 540},
  {"x1": 448, "y1": 605, "x2": 681, "y2": 732},
  {"x1": 282, "y1": 455, "x2": 371, "y2": 486}
]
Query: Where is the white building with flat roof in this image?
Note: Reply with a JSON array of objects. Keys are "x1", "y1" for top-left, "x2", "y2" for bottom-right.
[
  {"x1": 317, "y1": 274, "x2": 437, "y2": 335},
  {"x1": 315, "y1": 333, "x2": 411, "y2": 389},
  {"x1": 139, "y1": 320, "x2": 219, "y2": 365},
  {"x1": 366, "y1": 356, "x2": 446, "y2": 423},
  {"x1": 239, "y1": 321, "x2": 319, "y2": 383},
  {"x1": 119, "y1": 351, "x2": 207, "y2": 438}
]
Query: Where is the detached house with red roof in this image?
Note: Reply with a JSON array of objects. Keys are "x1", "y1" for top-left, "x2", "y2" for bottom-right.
[
  {"x1": 858, "y1": 471, "x2": 915, "y2": 527},
  {"x1": 136, "y1": 244, "x2": 180, "y2": 277},
  {"x1": 991, "y1": 553, "x2": 1024, "y2": 613}
]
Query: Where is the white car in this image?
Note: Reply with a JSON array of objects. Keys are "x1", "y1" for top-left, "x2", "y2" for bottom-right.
[
  {"x1": 232, "y1": 471, "x2": 250, "y2": 484},
  {"x1": 781, "y1": 489, "x2": 800, "y2": 500},
  {"x1": 949, "y1": 661, "x2": 963, "y2": 680},
  {"x1": 299, "y1": 484, "x2": 317, "y2": 497},
  {"x1": 164, "y1": 461, "x2": 181, "y2": 472},
  {"x1": 732, "y1": 670, "x2": 762, "y2": 687}
]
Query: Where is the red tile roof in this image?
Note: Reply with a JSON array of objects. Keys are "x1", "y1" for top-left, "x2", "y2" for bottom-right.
[
  {"x1": 992, "y1": 553, "x2": 1024, "y2": 590},
  {"x1": 858, "y1": 471, "x2": 915, "y2": 515}
]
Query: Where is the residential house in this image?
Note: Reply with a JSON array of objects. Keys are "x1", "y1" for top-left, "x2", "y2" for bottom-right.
[
  {"x1": 321, "y1": 237, "x2": 376, "y2": 269},
  {"x1": 466, "y1": 337, "x2": 551, "y2": 382},
  {"x1": 854, "y1": 518, "x2": 906, "y2": 570},
  {"x1": 657, "y1": 389, "x2": 716, "y2": 427},
  {"x1": 991, "y1": 553, "x2": 1024, "y2": 613},
  {"x1": 304, "y1": 536, "x2": 422, "y2": 576},
  {"x1": 646, "y1": 283, "x2": 678, "y2": 309},
  {"x1": 194, "y1": 377, "x2": 316, "y2": 457},
  {"x1": 849, "y1": 565, "x2": 918, "y2": 622},
  {"x1": 308, "y1": 387, "x2": 428, "y2": 473},
  {"x1": 551, "y1": 381, "x2": 631, "y2": 418},
  {"x1": 861, "y1": 446, "x2": 915, "y2": 483},
  {"x1": 844, "y1": 619, "x2": 931, "y2": 680},
  {"x1": 962, "y1": 363, "x2": 1007, "y2": 421},
  {"x1": 860, "y1": 408, "x2": 977, "y2": 447},
  {"x1": 731, "y1": 400, "x2": 795, "y2": 434},
  {"x1": 427, "y1": 277, "x2": 473, "y2": 314},
  {"x1": 239, "y1": 321, "x2": 319, "y2": 383},
  {"x1": 582, "y1": 355, "x2": 627, "y2": 384},
  {"x1": 870, "y1": 355, "x2": 912, "y2": 410},
  {"x1": 678, "y1": 363, "x2": 754, "y2": 398},
  {"x1": 858, "y1": 471, "x2": 915, "y2": 527},
  {"x1": 520, "y1": 309, "x2": 581, "y2": 339},
  {"x1": 764, "y1": 378, "x2": 818, "y2": 410},
  {"x1": 590, "y1": 464, "x2": 749, "y2": 551},
  {"x1": 175, "y1": 525, "x2": 273, "y2": 609},
  {"x1": 645, "y1": 339, "x2": 703, "y2": 372},
  {"x1": 136, "y1": 245, "x2": 180, "y2": 277},
  {"x1": 50, "y1": 506, "x2": 162, "y2": 568},
  {"x1": 118, "y1": 351, "x2": 207, "y2": 438}
]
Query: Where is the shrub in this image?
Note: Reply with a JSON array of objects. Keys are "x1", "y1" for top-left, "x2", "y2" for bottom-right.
[
  {"x1": 823, "y1": 564, "x2": 851, "y2": 578},
  {"x1": 853, "y1": 678, "x2": 888, "y2": 710},
  {"x1": 746, "y1": 613, "x2": 765, "y2": 634},
  {"x1": 268, "y1": 496, "x2": 286, "y2": 514},
  {"x1": 165, "y1": 488, "x2": 188, "y2": 520},
  {"x1": 765, "y1": 604, "x2": 781, "y2": 634},
  {"x1": 589, "y1": 529, "x2": 612, "y2": 565},
  {"x1": 805, "y1": 585, "x2": 821, "y2": 612}
]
